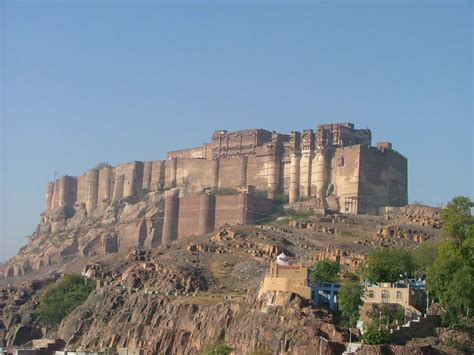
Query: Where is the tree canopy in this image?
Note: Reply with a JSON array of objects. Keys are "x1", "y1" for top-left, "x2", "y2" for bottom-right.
[
  {"x1": 439, "y1": 196, "x2": 474, "y2": 244},
  {"x1": 338, "y1": 282, "x2": 364, "y2": 327},
  {"x1": 411, "y1": 241, "x2": 439, "y2": 278},
  {"x1": 310, "y1": 260, "x2": 339, "y2": 282},
  {"x1": 362, "y1": 248, "x2": 414, "y2": 284},
  {"x1": 427, "y1": 196, "x2": 473, "y2": 326},
  {"x1": 36, "y1": 274, "x2": 94, "y2": 324}
]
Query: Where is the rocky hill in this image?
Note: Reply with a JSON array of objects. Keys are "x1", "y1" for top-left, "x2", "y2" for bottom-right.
[
  {"x1": 0, "y1": 192, "x2": 448, "y2": 354},
  {"x1": 2, "y1": 181, "x2": 442, "y2": 281},
  {"x1": 3, "y1": 191, "x2": 165, "y2": 278}
]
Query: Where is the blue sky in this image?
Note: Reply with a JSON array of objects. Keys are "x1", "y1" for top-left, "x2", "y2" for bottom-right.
[{"x1": 1, "y1": 1, "x2": 472, "y2": 261}]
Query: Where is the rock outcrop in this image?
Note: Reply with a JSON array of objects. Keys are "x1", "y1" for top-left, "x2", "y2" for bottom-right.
[
  {"x1": 58, "y1": 289, "x2": 347, "y2": 354},
  {"x1": 3, "y1": 192, "x2": 164, "y2": 278},
  {"x1": 0, "y1": 280, "x2": 47, "y2": 348}
]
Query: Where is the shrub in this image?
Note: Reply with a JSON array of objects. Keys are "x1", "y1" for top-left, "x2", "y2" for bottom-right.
[
  {"x1": 446, "y1": 339, "x2": 471, "y2": 354},
  {"x1": 361, "y1": 326, "x2": 390, "y2": 345},
  {"x1": 284, "y1": 208, "x2": 313, "y2": 219},
  {"x1": 202, "y1": 341, "x2": 233, "y2": 355},
  {"x1": 36, "y1": 274, "x2": 94, "y2": 324}
]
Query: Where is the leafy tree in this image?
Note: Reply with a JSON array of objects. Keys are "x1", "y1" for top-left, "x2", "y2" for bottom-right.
[
  {"x1": 36, "y1": 274, "x2": 94, "y2": 324},
  {"x1": 202, "y1": 341, "x2": 233, "y2": 355},
  {"x1": 427, "y1": 196, "x2": 474, "y2": 326},
  {"x1": 440, "y1": 196, "x2": 474, "y2": 244},
  {"x1": 310, "y1": 260, "x2": 340, "y2": 282},
  {"x1": 361, "y1": 325, "x2": 390, "y2": 345},
  {"x1": 363, "y1": 249, "x2": 414, "y2": 284},
  {"x1": 338, "y1": 282, "x2": 364, "y2": 327},
  {"x1": 411, "y1": 242, "x2": 439, "y2": 278}
]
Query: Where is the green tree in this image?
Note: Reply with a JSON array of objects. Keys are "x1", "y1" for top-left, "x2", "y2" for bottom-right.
[
  {"x1": 363, "y1": 249, "x2": 414, "y2": 284},
  {"x1": 202, "y1": 341, "x2": 233, "y2": 355},
  {"x1": 310, "y1": 260, "x2": 340, "y2": 282},
  {"x1": 427, "y1": 196, "x2": 474, "y2": 326},
  {"x1": 411, "y1": 242, "x2": 439, "y2": 278},
  {"x1": 338, "y1": 282, "x2": 364, "y2": 327},
  {"x1": 361, "y1": 325, "x2": 390, "y2": 345},
  {"x1": 36, "y1": 274, "x2": 94, "y2": 324},
  {"x1": 440, "y1": 196, "x2": 474, "y2": 244}
]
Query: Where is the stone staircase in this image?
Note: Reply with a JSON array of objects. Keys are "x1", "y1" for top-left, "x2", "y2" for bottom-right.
[{"x1": 390, "y1": 315, "x2": 440, "y2": 344}]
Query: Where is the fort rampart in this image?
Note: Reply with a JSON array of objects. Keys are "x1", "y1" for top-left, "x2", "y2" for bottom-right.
[{"x1": 45, "y1": 123, "x2": 407, "y2": 216}]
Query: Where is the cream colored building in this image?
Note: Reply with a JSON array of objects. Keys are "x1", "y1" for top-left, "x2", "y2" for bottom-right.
[
  {"x1": 260, "y1": 261, "x2": 312, "y2": 299},
  {"x1": 364, "y1": 282, "x2": 423, "y2": 315}
]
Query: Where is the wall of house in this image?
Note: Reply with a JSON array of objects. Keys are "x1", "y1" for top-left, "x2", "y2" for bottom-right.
[
  {"x1": 260, "y1": 262, "x2": 312, "y2": 299},
  {"x1": 364, "y1": 284, "x2": 421, "y2": 311}
]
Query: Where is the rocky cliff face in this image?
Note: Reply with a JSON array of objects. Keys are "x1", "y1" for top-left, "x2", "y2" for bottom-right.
[
  {"x1": 3, "y1": 192, "x2": 164, "y2": 278},
  {"x1": 0, "y1": 280, "x2": 47, "y2": 347},
  {"x1": 1, "y1": 228, "x2": 350, "y2": 354},
  {"x1": 57, "y1": 288, "x2": 346, "y2": 354}
]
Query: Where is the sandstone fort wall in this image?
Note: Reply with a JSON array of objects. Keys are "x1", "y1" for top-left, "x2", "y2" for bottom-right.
[
  {"x1": 358, "y1": 145, "x2": 408, "y2": 214},
  {"x1": 45, "y1": 123, "x2": 408, "y2": 217}
]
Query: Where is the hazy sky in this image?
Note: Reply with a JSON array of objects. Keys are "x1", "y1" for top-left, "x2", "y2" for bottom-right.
[{"x1": 1, "y1": 1, "x2": 472, "y2": 261}]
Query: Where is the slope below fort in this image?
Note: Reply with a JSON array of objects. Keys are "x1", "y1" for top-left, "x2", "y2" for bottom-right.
[{"x1": 1, "y1": 210, "x2": 448, "y2": 354}]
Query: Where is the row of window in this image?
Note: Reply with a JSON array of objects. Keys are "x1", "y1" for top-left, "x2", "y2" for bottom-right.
[{"x1": 367, "y1": 289, "x2": 403, "y2": 300}]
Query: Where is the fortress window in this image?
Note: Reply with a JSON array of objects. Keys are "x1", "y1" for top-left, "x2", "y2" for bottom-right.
[
  {"x1": 368, "y1": 290, "x2": 374, "y2": 298},
  {"x1": 396, "y1": 291, "x2": 402, "y2": 300}
]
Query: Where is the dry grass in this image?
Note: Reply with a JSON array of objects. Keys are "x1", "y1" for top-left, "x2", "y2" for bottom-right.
[{"x1": 210, "y1": 260, "x2": 233, "y2": 279}]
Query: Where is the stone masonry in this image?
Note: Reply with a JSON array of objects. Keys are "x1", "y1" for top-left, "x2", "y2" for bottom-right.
[{"x1": 45, "y1": 122, "x2": 407, "y2": 216}]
